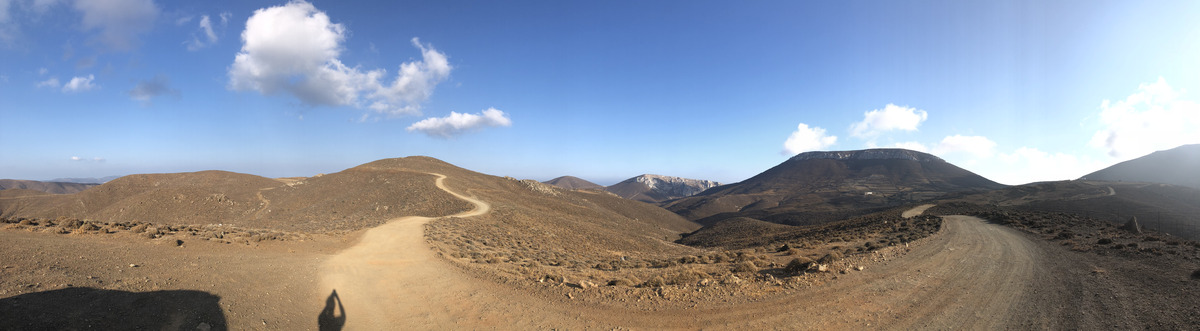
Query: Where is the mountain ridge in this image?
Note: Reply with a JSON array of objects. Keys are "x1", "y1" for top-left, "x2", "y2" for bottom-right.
[{"x1": 1079, "y1": 144, "x2": 1200, "y2": 189}]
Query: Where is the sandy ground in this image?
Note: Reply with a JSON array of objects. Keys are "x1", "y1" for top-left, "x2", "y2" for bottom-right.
[{"x1": 4, "y1": 174, "x2": 1194, "y2": 329}]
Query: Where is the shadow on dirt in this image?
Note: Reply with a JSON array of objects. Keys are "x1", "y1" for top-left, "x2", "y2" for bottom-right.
[
  {"x1": 0, "y1": 287, "x2": 226, "y2": 330},
  {"x1": 318, "y1": 289, "x2": 346, "y2": 331}
]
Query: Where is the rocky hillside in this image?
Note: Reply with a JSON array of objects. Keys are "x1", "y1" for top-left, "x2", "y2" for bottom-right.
[
  {"x1": 665, "y1": 148, "x2": 1005, "y2": 225},
  {"x1": 1080, "y1": 144, "x2": 1200, "y2": 189},
  {"x1": 0, "y1": 179, "x2": 99, "y2": 194},
  {"x1": 542, "y1": 176, "x2": 603, "y2": 190},
  {"x1": 604, "y1": 174, "x2": 721, "y2": 204}
]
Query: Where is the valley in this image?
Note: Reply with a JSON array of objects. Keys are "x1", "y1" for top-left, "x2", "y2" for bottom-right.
[{"x1": 2, "y1": 148, "x2": 1199, "y2": 329}]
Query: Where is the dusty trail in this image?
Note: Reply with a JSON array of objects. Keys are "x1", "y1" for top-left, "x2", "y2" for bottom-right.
[{"x1": 319, "y1": 178, "x2": 1051, "y2": 329}]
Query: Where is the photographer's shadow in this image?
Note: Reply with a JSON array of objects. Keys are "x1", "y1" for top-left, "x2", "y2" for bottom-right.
[{"x1": 318, "y1": 289, "x2": 346, "y2": 331}]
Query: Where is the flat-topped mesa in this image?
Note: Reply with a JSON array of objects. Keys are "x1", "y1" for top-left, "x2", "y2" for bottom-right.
[{"x1": 791, "y1": 148, "x2": 944, "y2": 163}]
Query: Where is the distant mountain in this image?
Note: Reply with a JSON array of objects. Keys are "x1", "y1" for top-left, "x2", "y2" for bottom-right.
[
  {"x1": 1080, "y1": 144, "x2": 1200, "y2": 189},
  {"x1": 665, "y1": 148, "x2": 1006, "y2": 225},
  {"x1": 48, "y1": 176, "x2": 121, "y2": 184},
  {"x1": 542, "y1": 176, "x2": 603, "y2": 190},
  {"x1": 0, "y1": 179, "x2": 98, "y2": 194},
  {"x1": 604, "y1": 174, "x2": 720, "y2": 204}
]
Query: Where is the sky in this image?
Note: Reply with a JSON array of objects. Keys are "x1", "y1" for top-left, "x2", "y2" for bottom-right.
[{"x1": 2, "y1": 0, "x2": 1199, "y2": 186}]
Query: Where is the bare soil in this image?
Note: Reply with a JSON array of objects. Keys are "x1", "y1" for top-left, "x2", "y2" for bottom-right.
[{"x1": 4, "y1": 171, "x2": 1199, "y2": 329}]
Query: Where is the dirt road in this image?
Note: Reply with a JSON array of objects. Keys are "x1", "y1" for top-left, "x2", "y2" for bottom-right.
[{"x1": 318, "y1": 176, "x2": 1067, "y2": 329}]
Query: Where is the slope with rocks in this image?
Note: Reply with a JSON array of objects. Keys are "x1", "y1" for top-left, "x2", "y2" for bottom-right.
[
  {"x1": 1080, "y1": 144, "x2": 1200, "y2": 189},
  {"x1": 0, "y1": 179, "x2": 98, "y2": 194},
  {"x1": 666, "y1": 148, "x2": 1005, "y2": 225},
  {"x1": 542, "y1": 176, "x2": 604, "y2": 190},
  {"x1": 604, "y1": 174, "x2": 720, "y2": 204}
]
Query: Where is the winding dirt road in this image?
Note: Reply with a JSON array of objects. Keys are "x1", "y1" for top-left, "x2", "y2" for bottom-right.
[{"x1": 319, "y1": 175, "x2": 1056, "y2": 329}]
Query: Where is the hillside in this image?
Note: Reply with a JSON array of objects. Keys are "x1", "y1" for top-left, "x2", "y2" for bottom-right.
[
  {"x1": 666, "y1": 148, "x2": 1006, "y2": 225},
  {"x1": 0, "y1": 165, "x2": 471, "y2": 232},
  {"x1": 0, "y1": 179, "x2": 98, "y2": 194},
  {"x1": 942, "y1": 180, "x2": 1200, "y2": 241},
  {"x1": 604, "y1": 174, "x2": 720, "y2": 204},
  {"x1": 1080, "y1": 144, "x2": 1200, "y2": 189},
  {"x1": 542, "y1": 176, "x2": 604, "y2": 190}
]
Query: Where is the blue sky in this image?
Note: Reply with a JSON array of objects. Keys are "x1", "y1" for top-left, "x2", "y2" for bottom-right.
[{"x1": 2, "y1": 0, "x2": 1199, "y2": 186}]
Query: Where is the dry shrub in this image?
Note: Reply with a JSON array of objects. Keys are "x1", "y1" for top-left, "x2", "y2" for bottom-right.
[
  {"x1": 817, "y1": 252, "x2": 841, "y2": 264},
  {"x1": 642, "y1": 276, "x2": 666, "y2": 288},
  {"x1": 608, "y1": 278, "x2": 636, "y2": 287},
  {"x1": 665, "y1": 270, "x2": 709, "y2": 285},
  {"x1": 732, "y1": 261, "x2": 758, "y2": 273},
  {"x1": 785, "y1": 257, "x2": 814, "y2": 274}
]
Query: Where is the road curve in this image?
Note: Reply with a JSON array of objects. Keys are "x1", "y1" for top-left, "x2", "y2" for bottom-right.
[{"x1": 319, "y1": 176, "x2": 1048, "y2": 329}]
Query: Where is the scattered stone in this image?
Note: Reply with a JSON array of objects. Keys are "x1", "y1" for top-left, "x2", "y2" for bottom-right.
[
  {"x1": 129, "y1": 264, "x2": 139, "y2": 268},
  {"x1": 196, "y1": 322, "x2": 212, "y2": 331},
  {"x1": 579, "y1": 281, "x2": 596, "y2": 289},
  {"x1": 855, "y1": 266, "x2": 865, "y2": 271}
]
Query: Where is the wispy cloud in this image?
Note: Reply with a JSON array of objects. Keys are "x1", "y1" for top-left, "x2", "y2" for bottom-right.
[
  {"x1": 228, "y1": 1, "x2": 451, "y2": 117},
  {"x1": 407, "y1": 108, "x2": 512, "y2": 138},
  {"x1": 70, "y1": 156, "x2": 106, "y2": 162},
  {"x1": 128, "y1": 74, "x2": 178, "y2": 103},
  {"x1": 36, "y1": 77, "x2": 60, "y2": 88},
  {"x1": 184, "y1": 12, "x2": 230, "y2": 51},
  {"x1": 73, "y1": 0, "x2": 159, "y2": 51}
]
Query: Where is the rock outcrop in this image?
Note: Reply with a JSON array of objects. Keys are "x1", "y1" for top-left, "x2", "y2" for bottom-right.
[{"x1": 605, "y1": 175, "x2": 720, "y2": 204}]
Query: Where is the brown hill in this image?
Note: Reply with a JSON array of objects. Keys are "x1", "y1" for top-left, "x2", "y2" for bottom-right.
[
  {"x1": 1080, "y1": 144, "x2": 1200, "y2": 189},
  {"x1": 0, "y1": 156, "x2": 701, "y2": 256},
  {"x1": 0, "y1": 165, "x2": 472, "y2": 232},
  {"x1": 0, "y1": 179, "x2": 98, "y2": 194},
  {"x1": 604, "y1": 174, "x2": 720, "y2": 204},
  {"x1": 665, "y1": 149, "x2": 1005, "y2": 225},
  {"x1": 542, "y1": 176, "x2": 603, "y2": 190}
]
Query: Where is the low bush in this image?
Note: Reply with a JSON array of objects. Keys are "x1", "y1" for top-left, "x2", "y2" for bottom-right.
[
  {"x1": 817, "y1": 252, "x2": 841, "y2": 264},
  {"x1": 731, "y1": 261, "x2": 758, "y2": 273},
  {"x1": 785, "y1": 257, "x2": 814, "y2": 274}
]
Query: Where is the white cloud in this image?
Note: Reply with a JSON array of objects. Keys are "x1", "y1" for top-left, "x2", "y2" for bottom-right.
[
  {"x1": 891, "y1": 141, "x2": 929, "y2": 152},
  {"x1": 35, "y1": 77, "x2": 59, "y2": 88},
  {"x1": 933, "y1": 135, "x2": 997, "y2": 158},
  {"x1": 219, "y1": 11, "x2": 231, "y2": 24},
  {"x1": 988, "y1": 147, "x2": 1105, "y2": 185},
  {"x1": 1089, "y1": 77, "x2": 1200, "y2": 160},
  {"x1": 783, "y1": 123, "x2": 838, "y2": 155},
  {"x1": 74, "y1": 0, "x2": 159, "y2": 51},
  {"x1": 228, "y1": 1, "x2": 451, "y2": 116},
  {"x1": 62, "y1": 74, "x2": 96, "y2": 92},
  {"x1": 128, "y1": 74, "x2": 178, "y2": 102},
  {"x1": 850, "y1": 104, "x2": 928, "y2": 138},
  {"x1": 407, "y1": 108, "x2": 512, "y2": 138}
]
